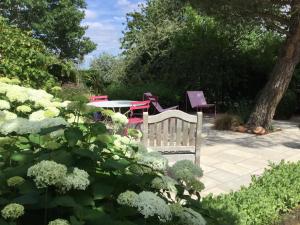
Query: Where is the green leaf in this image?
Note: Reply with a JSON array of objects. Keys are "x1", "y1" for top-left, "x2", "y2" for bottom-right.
[
  {"x1": 92, "y1": 182, "x2": 113, "y2": 200},
  {"x1": 39, "y1": 125, "x2": 66, "y2": 135},
  {"x1": 74, "y1": 192, "x2": 95, "y2": 206},
  {"x1": 90, "y1": 123, "x2": 107, "y2": 134},
  {"x1": 28, "y1": 134, "x2": 41, "y2": 145},
  {"x1": 73, "y1": 149, "x2": 97, "y2": 160},
  {"x1": 49, "y1": 196, "x2": 78, "y2": 208},
  {"x1": 70, "y1": 216, "x2": 85, "y2": 225},
  {"x1": 42, "y1": 141, "x2": 62, "y2": 150},
  {"x1": 64, "y1": 127, "x2": 83, "y2": 147},
  {"x1": 13, "y1": 193, "x2": 39, "y2": 204},
  {"x1": 103, "y1": 159, "x2": 131, "y2": 170}
]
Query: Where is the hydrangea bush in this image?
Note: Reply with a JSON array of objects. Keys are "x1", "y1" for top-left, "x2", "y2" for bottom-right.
[{"x1": 0, "y1": 80, "x2": 205, "y2": 225}]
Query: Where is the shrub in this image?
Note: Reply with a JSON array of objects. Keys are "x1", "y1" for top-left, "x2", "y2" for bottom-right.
[
  {"x1": 105, "y1": 82, "x2": 181, "y2": 107},
  {"x1": 0, "y1": 17, "x2": 76, "y2": 89},
  {"x1": 214, "y1": 114, "x2": 243, "y2": 130},
  {"x1": 0, "y1": 81, "x2": 206, "y2": 225},
  {"x1": 198, "y1": 161, "x2": 300, "y2": 225}
]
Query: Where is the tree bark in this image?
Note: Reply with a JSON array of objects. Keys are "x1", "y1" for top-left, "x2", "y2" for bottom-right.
[{"x1": 247, "y1": 0, "x2": 300, "y2": 129}]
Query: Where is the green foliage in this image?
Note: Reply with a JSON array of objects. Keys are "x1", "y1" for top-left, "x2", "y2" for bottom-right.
[
  {"x1": 0, "y1": 0, "x2": 96, "y2": 61},
  {"x1": 119, "y1": 0, "x2": 283, "y2": 108},
  {"x1": 105, "y1": 82, "x2": 180, "y2": 107},
  {"x1": 82, "y1": 54, "x2": 125, "y2": 94},
  {"x1": 214, "y1": 114, "x2": 242, "y2": 130},
  {"x1": 199, "y1": 161, "x2": 300, "y2": 225},
  {"x1": 0, "y1": 82, "x2": 205, "y2": 225},
  {"x1": 0, "y1": 17, "x2": 76, "y2": 89}
]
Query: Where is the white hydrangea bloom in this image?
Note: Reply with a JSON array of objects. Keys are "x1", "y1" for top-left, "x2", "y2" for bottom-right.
[
  {"x1": 27, "y1": 160, "x2": 67, "y2": 188},
  {"x1": 44, "y1": 107, "x2": 60, "y2": 117},
  {"x1": 0, "y1": 77, "x2": 20, "y2": 84},
  {"x1": 27, "y1": 89, "x2": 53, "y2": 103},
  {"x1": 2, "y1": 110, "x2": 17, "y2": 121},
  {"x1": 111, "y1": 112, "x2": 128, "y2": 125},
  {"x1": 0, "y1": 100, "x2": 10, "y2": 110},
  {"x1": 0, "y1": 117, "x2": 68, "y2": 135},
  {"x1": 66, "y1": 113, "x2": 84, "y2": 124},
  {"x1": 48, "y1": 218, "x2": 70, "y2": 225},
  {"x1": 61, "y1": 101, "x2": 71, "y2": 108},
  {"x1": 1, "y1": 203, "x2": 24, "y2": 220},
  {"x1": 51, "y1": 101, "x2": 64, "y2": 108},
  {"x1": 0, "y1": 82, "x2": 11, "y2": 94},
  {"x1": 58, "y1": 168, "x2": 90, "y2": 193},
  {"x1": 6, "y1": 87, "x2": 29, "y2": 103},
  {"x1": 135, "y1": 191, "x2": 172, "y2": 222},
  {"x1": 29, "y1": 110, "x2": 46, "y2": 121},
  {"x1": 16, "y1": 105, "x2": 32, "y2": 113}
]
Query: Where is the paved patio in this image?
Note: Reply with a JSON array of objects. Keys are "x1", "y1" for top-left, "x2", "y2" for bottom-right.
[{"x1": 166, "y1": 119, "x2": 300, "y2": 196}]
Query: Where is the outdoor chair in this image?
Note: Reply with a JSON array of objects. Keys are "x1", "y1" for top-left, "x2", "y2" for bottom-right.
[
  {"x1": 186, "y1": 91, "x2": 216, "y2": 117},
  {"x1": 89, "y1": 95, "x2": 108, "y2": 102},
  {"x1": 89, "y1": 95, "x2": 108, "y2": 121},
  {"x1": 142, "y1": 110, "x2": 203, "y2": 166},
  {"x1": 128, "y1": 100, "x2": 150, "y2": 128},
  {"x1": 143, "y1": 92, "x2": 178, "y2": 113}
]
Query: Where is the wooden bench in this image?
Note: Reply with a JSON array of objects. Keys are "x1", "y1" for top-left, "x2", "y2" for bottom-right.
[{"x1": 142, "y1": 110, "x2": 203, "y2": 166}]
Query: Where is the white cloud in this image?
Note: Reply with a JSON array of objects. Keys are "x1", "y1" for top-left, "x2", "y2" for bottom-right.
[
  {"x1": 113, "y1": 16, "x2": 126, "y2": 22},
  {"x1": 85, "y1": 9, "x2": 97, "y2": 20},
  {"x1": 116, "y1": 0, "x2": 142, "y2": 12}
]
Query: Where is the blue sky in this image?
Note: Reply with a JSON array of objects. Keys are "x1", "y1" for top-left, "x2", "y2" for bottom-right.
[{"x1": 81, "y1": 0, "x2": 145, "y2": 68}]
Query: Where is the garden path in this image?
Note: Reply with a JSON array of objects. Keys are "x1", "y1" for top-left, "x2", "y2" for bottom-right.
[{"x1": 165, "y1": 118, "x2": 300, "y2": 196}]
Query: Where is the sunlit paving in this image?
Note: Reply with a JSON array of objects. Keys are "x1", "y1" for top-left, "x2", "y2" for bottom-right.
[{"x1": 0, "y1": 0, "x2": 300, "y2": 225}]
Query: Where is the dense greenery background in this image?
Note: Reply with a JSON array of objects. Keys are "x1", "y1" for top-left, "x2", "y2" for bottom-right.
[{"x1": 83, "y1": 0, "x2": 300, "y2": 119}]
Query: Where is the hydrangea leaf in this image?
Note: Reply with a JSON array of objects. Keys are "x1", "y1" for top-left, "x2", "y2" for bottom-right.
[
  {"x1": 92, "y1": 183, "x2": 113, "y2": 200},
  {"x1": 64, "y1": 127, "x2": 83, "y2": 147},
  {"x1": 90, "y1": 123, "x2": 107, "y2": 134},
  {"x1": 49, "y1": 196, "x2": 78, "y2": 208}
]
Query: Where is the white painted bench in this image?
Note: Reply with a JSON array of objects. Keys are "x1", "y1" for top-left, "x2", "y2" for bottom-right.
[{"x1": 142, "y1": 110, "x2": 203, "y2": 166}]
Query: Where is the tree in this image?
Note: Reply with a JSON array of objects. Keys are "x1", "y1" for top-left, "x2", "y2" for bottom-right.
[
  {"x1": 187, "y1": 0, "x2": 300, "y2": 128},
  {"x1": 0, "y1": 16, "x2": 76, "y2": 89},
  {"x1": 0, "y1": 0, "x2": 96, "y2": 62},
  {"x1": 82, "y1": 54, "x2": 125, "y2": 94}
]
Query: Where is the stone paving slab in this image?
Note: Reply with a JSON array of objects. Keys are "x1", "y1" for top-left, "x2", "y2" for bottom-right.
[{"x1": 167, "y1": 119, "x2": 300, "y2": 196}]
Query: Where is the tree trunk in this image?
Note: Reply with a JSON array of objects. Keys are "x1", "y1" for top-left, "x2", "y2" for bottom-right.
[{"x1": 247, "y1": 1, "x2": 300, "y2": 129}]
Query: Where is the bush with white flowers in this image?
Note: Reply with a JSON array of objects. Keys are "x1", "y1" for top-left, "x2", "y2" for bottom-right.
[{"x1": 0, "y1": 79, "x2": 205, "y2": 225}]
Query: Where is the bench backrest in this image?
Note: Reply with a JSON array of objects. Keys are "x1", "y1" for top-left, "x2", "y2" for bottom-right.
[{"x1": 142, "y1": 110, "x2": 202, "y2": 165}]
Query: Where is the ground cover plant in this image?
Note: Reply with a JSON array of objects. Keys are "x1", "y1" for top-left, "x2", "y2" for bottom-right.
[
  {"x1": 194, "y1": 161, "x2": 300, "y2": 225},
  {"x1": 0, "y1": 78, "x2": 206, "y2": 225}
]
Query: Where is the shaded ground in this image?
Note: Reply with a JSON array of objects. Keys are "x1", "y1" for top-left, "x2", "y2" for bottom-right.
[{"x1": 165, "y1": 118, "x2": 300, "y2": 196}]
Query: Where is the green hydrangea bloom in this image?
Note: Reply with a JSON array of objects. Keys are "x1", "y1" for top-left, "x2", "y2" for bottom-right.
[
  {"x1": 117, "y1": 190, "x2": 138, "y2": 206},
  {"x1": 48, "y1": 218, "x2": 70, "y2": 225},
  {"x1": 7, "y1": 176, "x2": 25, "y2": 187},
  {"x1": 16, "y1": 105, "x2": 32, "y2": 113},
  {"x1": 151, "y1": 176, "x2": 178, "y2": 193},
  {"x1": 169, "y1": 160, "x2": 203, "y2": 180},
  {"x1": 135, "y1": 191, "x2": 172, "y2": 222},
  {"x1": 1, "y1": 203, "x2": 24, "y2": 220},
  {"x1": 137, "y1": 152, "x2": 168, "y2": 171},
  {"x1": 170, "y1": 204, "x2": 206, "y2": 225}
]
